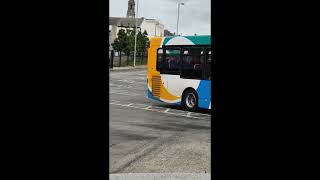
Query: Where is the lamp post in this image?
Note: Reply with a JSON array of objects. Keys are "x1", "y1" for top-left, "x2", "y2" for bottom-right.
[
  {"x1": 133, "y1": 0, "x2": 139, "y2": 67},
  {"x1": 155, "y1": 22, "x2": 159, "y2": 36},
  {"x1": 176, "y1": 2, "x2": 184, "y2": 36}
]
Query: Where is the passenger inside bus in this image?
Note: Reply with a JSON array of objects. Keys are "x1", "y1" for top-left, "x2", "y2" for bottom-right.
[
  {"x1": 182, "y1": 50, "x2": 193, "y2": 70},
  {"x1": 167, "y1": 56, "x2": 179, "y2": 70},
  {"x1": 193, "y1": 50, "x2": 203, "y2": 70},
  {"x1": 192, "y1": 49, "x2": 203, "y2": 74}
]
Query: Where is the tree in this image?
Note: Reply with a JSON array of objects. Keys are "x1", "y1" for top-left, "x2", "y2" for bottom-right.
[
  {"x1": 138, "y1": 30, "x2": 149, "y2": 63},
  {"x1": 126, "y1": 29, "x2": 136, "y2": 65},
  {"x1": 128, "y1": 29, "x2": 136, "y2": 53},
  {"x1": 111, "y1": 29, "x2": 128, "y2": 65},
  {"x1": 111, "y1": 27, "x2": 149, "y2": 66},
  {"x1": 164, "y1": 29, "x2": 174, "y2": 36},
  {"x1": 139, "y1": 30, "x2": 149, "y2": 53}
]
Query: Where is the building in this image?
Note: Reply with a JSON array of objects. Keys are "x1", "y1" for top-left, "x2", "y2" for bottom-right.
[
  {"x1": 109, "y1": 0, "x2": 165, "y2": 49},
  {"x1": 140, "y1": 19, "x2": 164, "y2": 37},
  {"x1": 164, "y1": 29, "x2": 175, "y2": 36},
  {"x1": 109, "y1": 17, "x2": 144, "y2": 50}
]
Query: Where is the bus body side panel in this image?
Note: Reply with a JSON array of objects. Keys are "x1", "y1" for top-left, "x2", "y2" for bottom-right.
[
  {"x1": 196, "y1": 80, "x2": 211, "y2": 109},
  {"x1": 157, "y1": 74, "x2": 212, "y2": 109}
]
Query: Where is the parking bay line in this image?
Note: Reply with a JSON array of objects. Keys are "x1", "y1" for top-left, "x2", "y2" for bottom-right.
[
  {"x1": 110, "y1": 91, "x2": 141, "y2": 96},
  {"x1": 110, "y1": 101, "x2": 210, "y2": 120}
]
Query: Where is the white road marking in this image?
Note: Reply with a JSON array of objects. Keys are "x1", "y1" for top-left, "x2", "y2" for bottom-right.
[
  {"x1": 133, "y1": 77, "x2": 146, "y2": 80},
  {"x1": 109, "y1": 83, "x2": 133, "y2": 88},
  {"x1": 144, "y1": 106, "x2": 152, "y2": 110},
  {"x1": 110, "y1": 90, "x2": 141, "y2": 96},
  {"x1": 128, "y1": 103, "x2": 149, "y2": 109},
  {"x1": 117, "y1": 79, "x2": 145, "y2": 85},
  {"x1": 110, "y1": 101, "x2": 210, "y2": 120},
  {"x1": 110, "y1": 100, "x2": 121, "y2": 104}
]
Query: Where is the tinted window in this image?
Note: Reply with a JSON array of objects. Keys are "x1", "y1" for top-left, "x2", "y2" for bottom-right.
[
  {"x1": 181, "y1": 47, "x2": 204, "y2": 79},
  {"x1": 165, "y1": 49, "x2": 181, "y2": 71},
  {"x1": 204, "y1": 48, "x2": 212, "y2": 80},
  {"x1": 204, "y1": 48, "x2": 211, "y2": 80},
  {"x1": 156, "y1": 48, "x2": 163, "y2": 71}
]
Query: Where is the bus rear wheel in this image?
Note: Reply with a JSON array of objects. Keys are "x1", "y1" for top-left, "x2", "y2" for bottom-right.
[{"x1": 182, "y1": 89, "x2": 198, "y2": 111}]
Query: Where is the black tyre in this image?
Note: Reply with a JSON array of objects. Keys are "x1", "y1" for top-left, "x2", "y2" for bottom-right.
[{"x1": 182, "y1": 89, "x2": 198, "y2": 111}]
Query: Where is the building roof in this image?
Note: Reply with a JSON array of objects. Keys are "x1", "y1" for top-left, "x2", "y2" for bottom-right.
[{"x1": 109, "y1": 17, "x2": 144, "y2": 27}]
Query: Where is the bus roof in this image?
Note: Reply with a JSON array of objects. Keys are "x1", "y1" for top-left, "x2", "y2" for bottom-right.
[{"x1": 159, "y1": 35, "x2": 212, "y2": 46}]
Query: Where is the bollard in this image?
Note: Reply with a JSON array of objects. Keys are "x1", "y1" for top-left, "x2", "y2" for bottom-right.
[
  {"x1": 127, "y1": 52, "x2": 129, "y2": 66},
  {"x1": 111, "y1": 50, "x2": 114, "y2": 69},
  {"x1": 119, "y1": 51, "x2": 122, "y2": 67}
]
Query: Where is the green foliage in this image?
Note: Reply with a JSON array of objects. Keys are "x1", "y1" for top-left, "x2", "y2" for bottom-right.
[
  {"x1": 138, "y1": 30, "x2": 149, "y2": 52},
  {"x1": 111, "y1": 27, "x2": 149, "y2": 54},
  {"x1": 111, "y1": 29, "x2": 128, "y2": 53},
  {"x1": 127, "y1": 29, "x2": 135, "y2": 54}
]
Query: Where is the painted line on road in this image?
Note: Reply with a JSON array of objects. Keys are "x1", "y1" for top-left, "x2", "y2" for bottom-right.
[
  {"x1": 132, "y1": 77, "x2": 146, "y2": 80},
  {"x1": 110, "y1": 101, "x2": 210, "y2": 120},
  {"x1": 110, "y1": 100, "x2": 120, "y2": 103},
  {"x1": 110, "y1": 86, "x2": 145, "y2": 92},
  {"x1": 117, "y1": 79, "x2": 146, "y2": 85},
  {"x1": 110, "y1": 91, "x2": 141, "y2": 96},
  {"x1": 128, "y1": 103, "x2": 150, "y2": 109},
  {"x1": 109, "y1": 83, "x2": 133, "y2": 88},
  {"x1": 143, "y1": 105, "x2": 152, "y2": 110}
]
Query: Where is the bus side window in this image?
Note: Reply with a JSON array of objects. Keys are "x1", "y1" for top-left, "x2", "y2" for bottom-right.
[
  {"x1": 205, "y1": 48, "x2": 211, "y2": 80},
  {"x1": 181, "y1": 47, "x2": 204, "y2": 79},
  {"x1": 164, "y1": 48, "x2": 181, "y2": 74},
  {"x1": 156, "y1": 48, "x2": 163, "y2": 71}
]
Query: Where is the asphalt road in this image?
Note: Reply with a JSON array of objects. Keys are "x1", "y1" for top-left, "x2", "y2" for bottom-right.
[{"x1": 109, "y1": 69, "x2": 211, "y2": 174}]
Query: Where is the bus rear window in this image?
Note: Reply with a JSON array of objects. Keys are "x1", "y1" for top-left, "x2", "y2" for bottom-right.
[{"x1": 156, "y1": 48, "x2": 163, "y2": 71}]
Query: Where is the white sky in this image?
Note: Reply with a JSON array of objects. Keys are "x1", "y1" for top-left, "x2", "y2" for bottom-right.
[{"x1": 109, "y1": 0, "x2": 211, "y2": 35}]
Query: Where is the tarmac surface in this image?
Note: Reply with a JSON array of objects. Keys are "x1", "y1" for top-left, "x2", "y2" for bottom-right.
[{"x1": 109, "y1": 67, "x2": 211, "y2": 177}]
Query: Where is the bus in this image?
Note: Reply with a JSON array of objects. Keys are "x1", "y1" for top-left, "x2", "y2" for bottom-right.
[{"x1": 147, "y1": 35, "x2": 212, "y2": 111}]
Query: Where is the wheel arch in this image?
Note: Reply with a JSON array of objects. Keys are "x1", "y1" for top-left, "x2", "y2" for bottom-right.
[{"x1": 182, "y1": 87, "x2": 198, "y2": 100}]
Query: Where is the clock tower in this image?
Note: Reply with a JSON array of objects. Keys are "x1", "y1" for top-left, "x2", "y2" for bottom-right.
[{"x1": 126, "y1": 0, "x2": 135, "y2": 18}]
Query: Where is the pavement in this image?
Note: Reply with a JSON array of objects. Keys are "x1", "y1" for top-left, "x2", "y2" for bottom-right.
[
  {"x1": 110, "y1": 173, "x2": 210, "y2": 180},
  {"x1": 109, "y1": 68, "x2": 211, "y2": 177},
  {"x1": 109, "y1": 65, "x2": 147, "y2": 71}
]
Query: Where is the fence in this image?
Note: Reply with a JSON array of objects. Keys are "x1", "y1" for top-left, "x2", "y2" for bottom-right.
[{"x1": 109, "y1": 50, "x2": 148, "y2": 68}]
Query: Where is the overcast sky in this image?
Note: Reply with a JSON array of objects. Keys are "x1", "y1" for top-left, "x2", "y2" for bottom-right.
[{"x1": 109, "y1": 0, "x2": 211, "y2": 35}]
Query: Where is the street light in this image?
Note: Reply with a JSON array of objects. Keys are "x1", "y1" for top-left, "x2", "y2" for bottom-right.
[
  {"x1": 155, "y1": 21, "x2": 159, "y2": 36},
  {"x1": 133, "y1": 0, "x2": 139, "y2": 67},
  {"x1": 176, "y1": 2, "x2": 185, "y2": 36}
]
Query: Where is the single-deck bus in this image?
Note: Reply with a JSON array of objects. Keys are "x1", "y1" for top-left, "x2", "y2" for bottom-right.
[{"x1": 147, "y1": 35, "x2": 212, "y2": 111}]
